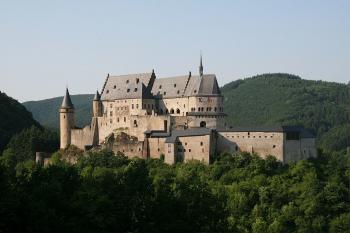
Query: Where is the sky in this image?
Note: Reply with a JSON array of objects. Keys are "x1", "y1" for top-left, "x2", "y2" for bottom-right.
[{"x1": 1, "y1": 0, "x2": 349, "y2": 102}]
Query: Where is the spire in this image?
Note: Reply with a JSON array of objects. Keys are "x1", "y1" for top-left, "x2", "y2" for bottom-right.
[
  {"x1": 61, "y1": 88, "x2": 74, "y2": 109},
  {"x1": 199, "y1": 52, "x2": 203, "y2": 77},
  {"x1": 93, "y1": 90, "x2": 101, "y2": 101}
]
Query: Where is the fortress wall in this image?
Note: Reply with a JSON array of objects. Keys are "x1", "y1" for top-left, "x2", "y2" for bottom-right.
[
  {"x1": 164, "y1": 143, "x2": 176, "y2": 164},
  {"x1": 141, "y1": 99, "x2": 156, "y2": 115},
  {"x1": 171, "y1": 116, "x2": 188, "y2": 129},
  {"x1": 283, "y1": 137, "x2": 317, "y2": 163},
  {"x1": 129, "y1": 115, "x2": 170, "y2": 141},
  {"x1": 112, "y1": 141, "x2": 144, "y2": 158},
  {"x1": 188, "y1": 96, "x2": 223, "y2": 113},
  {"x1": 71, "y1": 126, "x2": 94, "y2": 150},
  {"x1": 187, "y1": 115, "x2": 226, "y2": 129},
  {"x1": 148, "y1": 137, "x2": 166, "y2": 159},
  {"x1": 301, "y1": 138, "x2": 317, "y2": 159},
  {"x1": 158, "y1": 97, "x2": 189, "y2": 116},
  {"x1": 218, "y1": 131, "x2": 284, "y2": 161},
  {"x1": 283, "y1": 139, "x2": 302, "y2": 163},
  {"x1": 176, "y1": 134, "x2": 212, "y2": 164}
]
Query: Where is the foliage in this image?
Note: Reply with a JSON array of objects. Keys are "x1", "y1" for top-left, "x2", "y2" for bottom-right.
[
  {"x1": 23, "y1": 94, "x2": 94, "y2": 129},
  {"x1": 0, "y1": 150, "x2": 349, "y2": 232},
  {"x1": 1, "y1": 126, "x2": 59, "y2": 167},
  {"x1": 221, "y1": 73, "x2": 350, "y2": 152},
  {"x1": 0, "y1": 91, "x2": 40, "y2": 152}
]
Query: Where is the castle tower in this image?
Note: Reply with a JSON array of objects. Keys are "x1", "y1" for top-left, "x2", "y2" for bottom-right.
[
  {"x1": 93, "y1": 90, "x2": 102, "y2": 117},
  {"x1": 60, "y1": 88, "x2": 75, "y2": 149}
]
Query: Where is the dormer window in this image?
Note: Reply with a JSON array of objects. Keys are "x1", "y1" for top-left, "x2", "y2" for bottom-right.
[
  {"x1": 134, "y1": 88, "x2": 138, "y2": 92},
  {"x1": 127, "y1": 89, "x2": 130, "y2": 93}
]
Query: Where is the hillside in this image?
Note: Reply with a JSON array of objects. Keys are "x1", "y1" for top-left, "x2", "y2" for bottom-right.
[
  {"x1": 22, "y1": 74, "x2": 350, "y2": 152},
  {"x1": 23, "y1": 94, "x2": 94, "y2": 129},
  {"x1": 0, "y1": 91, "x2": 40, "y2": 151},
  {"x1": 221, "y1": 73, "x2": 350, "y2": 151}
]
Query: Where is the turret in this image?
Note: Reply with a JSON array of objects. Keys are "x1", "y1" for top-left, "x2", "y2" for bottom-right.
[
  {"x1": 60, "y1": 88, "x2": 75, "y2": 149},
  {"x1": 199, "y1": 53, "x2": 203, "y2": 77},
  {"x1": 93, "y1": 90, "x2": 102, "y2": 117}
]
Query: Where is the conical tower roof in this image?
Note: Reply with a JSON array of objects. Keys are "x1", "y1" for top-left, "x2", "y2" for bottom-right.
[
  {"x1": 61, "y1": 88, "x2": 74, "y2": 109},
  {"x1": 93, "y1": 90, "x2": 101, "y2": 101}
]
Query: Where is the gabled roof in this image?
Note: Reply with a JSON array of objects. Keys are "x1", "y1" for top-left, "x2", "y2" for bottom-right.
[
  {"x1": 101, "y1": 73, "x2": 155, "y2": 100},
  {"x1": 61, "y1": 88, "x2": 74, "y2": 109},
  {"x1": 152, "y1": 75, "x2": 190, "y2": 98}
]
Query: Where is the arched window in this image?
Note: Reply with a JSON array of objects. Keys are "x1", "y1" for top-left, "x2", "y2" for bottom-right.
[
  {"x1": 170, "y1": 109, "x2": 174, "y2": 114},
  {"x1": 176, "y1": 109, "x2": 180, "y2": 114},
  {"x1": 134, "y1": 120, "x2": 138, "y2": 127},
  {"x1": 200, "y1": 121, "x2": 206, "y2": 128}
]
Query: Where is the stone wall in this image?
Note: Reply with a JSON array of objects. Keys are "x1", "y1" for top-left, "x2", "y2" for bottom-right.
[
  {"x1": 218, "y1": 131, "x2": 284, "y2": 161},
  {"x1": 148, "y1": 137, "x2": 166, "y2": 159},
  {"x1": 175, "y1": 134, "x2": 212, "y2": 164}
]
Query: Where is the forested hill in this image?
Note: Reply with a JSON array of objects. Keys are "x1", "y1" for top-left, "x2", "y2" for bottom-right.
[
  {"x1": 23, "y1": 74, "x2": 350, "y2": 152},
  {"x1": 222, "y1": 73, "x2": 350, "y2": 151},
  {"x1": 0, "y1": 91, "x2": 40, "y2": 151},
  {"x1": 23, "y1": 94, "x2": 94, "y2": 129}
]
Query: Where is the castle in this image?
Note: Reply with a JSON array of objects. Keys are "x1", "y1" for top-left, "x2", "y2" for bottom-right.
[{"x1": 60, "y1": 57, "x2": 317, "y2": 164}]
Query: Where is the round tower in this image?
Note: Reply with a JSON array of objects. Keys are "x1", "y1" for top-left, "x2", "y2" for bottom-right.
[
  {"x1": 60, "y1": 88, "x2": 75, "y2": 149},
  {"x1": 93, "y1": 90, "x2": 102, "y2": 117}
]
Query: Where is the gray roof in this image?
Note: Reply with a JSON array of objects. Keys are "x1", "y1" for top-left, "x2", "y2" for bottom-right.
[
  {"x1": 152, "y1": 75, "x2": 190, "y2": 98},
  {"x1": 152, "y1": 74, "x2": 221, "y2": 98},
  {"x1": 165, "y1": 128, "x2": 213, "y2": 143},
  {"x1": 220, "y1": 126, "x2": 315, "y2": 138},
  {"x1": 61, "y1": 88, "x2": 74, "y2": 109},
  {"x1": 93, "y1": 90, "x2": 101, "y2": 101},
  {"x1": 101, "y1": 73, "x2": 155, "y2": 100}
]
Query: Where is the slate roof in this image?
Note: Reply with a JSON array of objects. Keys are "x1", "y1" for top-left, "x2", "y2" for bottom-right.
[
  {"x1": 220, "y1": 126, "x2": 315, "y2": 138},
  {"x1": 101, "y1": 73, "x2": 155, "y2": 100},
  {"x1": 152, "y1": 74, "x2": 221, "y2": 98},
  {"x1": 152, "y1": 75, "x2": 189, "y2": 98},
  {"x1": 61, "y1": 88, "x2": 74, "y2": 109},
  {"x1": 165, "y1": 128, "x2": 213, "y2": 143},
  {"x1": 101, "y1": 70, "x2": 222, "y2": 101},
  {"x1": 93, "y1": 90, "x2": 101, "y2": 101}
]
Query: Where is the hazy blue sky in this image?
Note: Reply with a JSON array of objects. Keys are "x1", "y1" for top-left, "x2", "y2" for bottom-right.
[{"x1": 1, "y1": 0, "x2": 349, "y2": 102}]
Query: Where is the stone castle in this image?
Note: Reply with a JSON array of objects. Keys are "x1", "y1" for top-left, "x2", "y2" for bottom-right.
[{"x1": 60, "y1": 57, "x2": 317, "y2": 164}]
